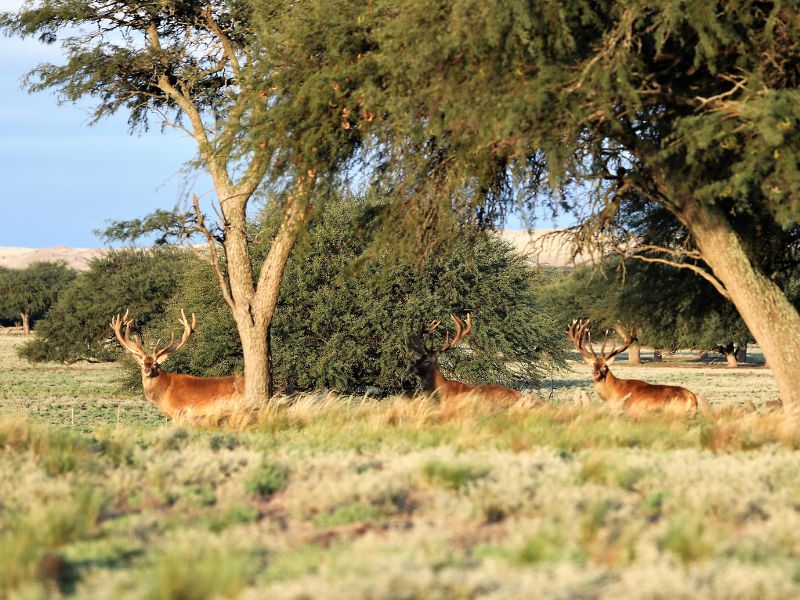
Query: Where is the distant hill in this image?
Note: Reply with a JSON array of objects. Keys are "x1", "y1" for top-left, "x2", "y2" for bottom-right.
[
  {"x1": 500, "y1": 228, "x2": 588, "y2": 267},
  {"x1": 0, "y1": 230, "x2": 586, "y2": 272},
  {"x1": 0, "y1": 246, "x2": 103, "y2": 271}
]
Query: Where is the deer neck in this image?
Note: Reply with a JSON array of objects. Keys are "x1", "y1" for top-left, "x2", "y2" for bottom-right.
[
  {"x1": 594, "y1": 368, "x2": 624, "y2": 402},
  {"x1": 421, "y1": 366, "x2": 449, "y2": 394},
  {"x1": 142, "y1": 370, "x2": 175, "y2": 414}
]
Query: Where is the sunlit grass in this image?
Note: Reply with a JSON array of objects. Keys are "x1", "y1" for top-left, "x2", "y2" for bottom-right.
[{"x1": 1, "y1": 334, "x2": 800, "y2": 598}]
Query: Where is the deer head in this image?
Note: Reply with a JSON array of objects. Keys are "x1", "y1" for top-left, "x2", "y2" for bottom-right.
[
  {"x1": 111, "y1": 309, "x2": 197, "y2": 379},
  {"x1": 566, "y1": 319, "x2": 633, "y2": 382},
  {"x1": 408, "y1": 313, "x2": 472, "y2": 378}
]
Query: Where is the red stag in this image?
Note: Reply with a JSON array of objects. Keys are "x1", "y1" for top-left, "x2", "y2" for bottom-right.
[
  {"x1": 567, "y1": 319, "x2": 698, "y2": 411},
  {"x1": 111, "y1": 309, "x2": 243, "y2": 418},
  {"x1": 408, "y1": 313, "x2": 522, "y2": 407}
]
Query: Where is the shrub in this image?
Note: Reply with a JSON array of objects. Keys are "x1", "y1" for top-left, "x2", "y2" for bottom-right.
[
  {"x1": 245, "y1": 460, "x2": 287, "y2": 498},
  {"x1": 17, "y1": 248, "x2": 193, "y2": 365},
  {"x1": 146, "y1": 199, "x2": 568, "y2": 394},
  {"x1": 423, "y1": 460, "x2": 489, "y2": 492}
]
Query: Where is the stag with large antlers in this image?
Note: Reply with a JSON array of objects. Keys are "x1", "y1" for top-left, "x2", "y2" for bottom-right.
[
  {"x1": 111, "y1": 310, "x2": 243, "y2": 419},
  {"x1": 408, "y1": 313, "x2": 522, "y2": 407},
  {"x1": 567, "y1": 319, "x2": 698, "y2": 411}
]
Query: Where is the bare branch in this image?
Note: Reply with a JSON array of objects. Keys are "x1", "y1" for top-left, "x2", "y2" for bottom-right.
[
  {"x1": 202, "y1": 1, "x2": 242, "y2": 79},
  {"x1": 145, "y1": 21, "x2": 231, "y2": 194},
  {"x1": 193, "y1": 194, "x2": 236, "y2": 311},
  {"x1": 694, "y1": 73, "x2": 748, "y2": 111},
  {"x1": 623, "y1": 244, "x2": 703, "y2": 261}
]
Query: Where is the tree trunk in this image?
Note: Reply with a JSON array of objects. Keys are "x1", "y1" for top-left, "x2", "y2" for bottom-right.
[
  {"x1": 221, "y1": 189, "x2": 307, "y2": 405},
  {"x1": 719, "y1": 342, "x2": 738, "y2": 368},
  {"x1": 627, "y1": 341, "x2": 641, "y2": 365},
  {"x1": 251, "y1": 197, "x2": 308, "y2": 399},
  {"x1": 681, "y1": 201, "x2": 800, "y2": 406},
  {"x1": 237, "y1": 318, "x2": 270, "y2": 405},
  {"x1": 20, "y1": 312, "x2": 30, "y2": 335},
  {"x1": 735, "y1": 341, "x2": 748, "y2": 364},
  {"x1": 614, "y1": 324, "x2": 640, "y2": 365}
]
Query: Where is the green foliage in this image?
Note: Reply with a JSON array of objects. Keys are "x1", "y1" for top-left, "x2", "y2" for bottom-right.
[
  {"x1": 145, "y1": 199, "x2": 566, "y2": 393},
  {"x1": 312, "y1": 503, "x2": 381, "y2": 528},
  {"x1": 0, "y1": 261, "x2": 75, "y2": 326},
  {"x1": 254, "y1": 0, "x2": 800, "y2": 389},
  {"x1": 423, "y1": 460, "x2": 489, "y2": 492},
  {"x1": 17, "y1": 248, "x2": 192, "y2": 363},
  {"x1": 543, "y1": 259, "x2": 752, "y2": 353},
  {"x1": 245, "y1": 460, "x2": 288, "y2": 498},
  {"x1": 0, "y1": 1, "x2": 257, "y2": 133}
]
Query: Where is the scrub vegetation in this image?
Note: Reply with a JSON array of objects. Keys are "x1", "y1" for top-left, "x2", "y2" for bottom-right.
[{"x1": 2, "y1": 335, "x2": 798, "y2": 599}]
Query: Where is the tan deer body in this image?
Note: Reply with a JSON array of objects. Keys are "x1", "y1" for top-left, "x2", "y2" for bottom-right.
[
  {"x1": 410, "y1": 314, "x2": 522, "y2": 407},
  {"x1": 139, "y1": 370, "x2": 244, "y2": 418},
  {"x1": 567, "y1": 319, "x2": 698, "y2": 412},
  {"x1": 112, "y1": 310, "x2": 243, "y2": 419}
]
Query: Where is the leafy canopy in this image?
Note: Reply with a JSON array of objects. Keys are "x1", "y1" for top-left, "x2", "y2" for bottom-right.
[
  {"x1": 0, "y1": 262, "x2": 75, "y2": 323},
  {"x1": 19, "y1": 249, "x2": 189, "y2": 363},
  {"x1": 136, "y1": 198, "x2": 567, "y2": 393}
]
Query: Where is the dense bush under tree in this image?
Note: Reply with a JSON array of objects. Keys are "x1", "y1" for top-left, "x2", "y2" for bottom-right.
[
  {"x1": 543, "y1": 259, "x2": 753, "y2": 365},
  {"x1": 0, "y1": 262, "x2": 75, "y2": 334},
  {"x1": 137, "y1": 200, "x2": 567, "y2": 395},
  {"x1": 19, "y1": 248, "x2": 191, "y2": 363}
]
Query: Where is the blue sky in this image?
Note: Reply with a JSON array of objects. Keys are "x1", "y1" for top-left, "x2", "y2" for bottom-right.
[{"x1": 0, "y1": 0, "x2": 201, "y2": 248}]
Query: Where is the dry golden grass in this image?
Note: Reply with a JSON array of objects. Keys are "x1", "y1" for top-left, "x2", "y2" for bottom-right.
[{"x1": 4, "y1": 334, "x2": 800, "y2": 598}]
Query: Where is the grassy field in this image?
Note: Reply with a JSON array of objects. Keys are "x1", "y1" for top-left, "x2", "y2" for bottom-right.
[{"x1": 1, "y1": 334, "x2": 798, "y2": 599}]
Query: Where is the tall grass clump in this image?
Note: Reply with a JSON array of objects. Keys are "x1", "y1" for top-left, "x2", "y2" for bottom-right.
[
  {"x1": 0, "y1": 487, "x2": 105, "y2": 593},
  {"x1": 245, "y1": 459, "x2": 288, "y2": 498},
  {"x1": 423, "y1": 460, "x2": 489, "y2": 492},
  {"x1": 660, "y1": 513, "x2": 719, "y2": 564},
  {"x1": 0, "y1": 417, "x2": 92, "y2": 475},
  {"x1": 141, "y1": 538, "x2": 256, "y2": 600}
]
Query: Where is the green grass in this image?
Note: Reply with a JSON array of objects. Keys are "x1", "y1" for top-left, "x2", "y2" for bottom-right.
[{"x1": 1, "y1": 334, "x2": 800, "y2": 598}]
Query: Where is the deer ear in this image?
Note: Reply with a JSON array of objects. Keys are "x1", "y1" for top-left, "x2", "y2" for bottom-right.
[
  {"x1": 605, "y1": 356, "x2": 616, "y2": 366},
  {"x1": 583, "y1": 356, "x2": 595, "y2": 366}
]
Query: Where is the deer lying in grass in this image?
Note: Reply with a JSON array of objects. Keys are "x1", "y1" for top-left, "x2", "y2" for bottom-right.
[
  {"x1": 408, "y1": 314, "x2": 522, "y2": 407},
  {"x1": 567, "y1": 319, "x2": 698, "y2": 412},
  {"x1": 111, "y1": 309, "x2": 244, "y2": 419}
]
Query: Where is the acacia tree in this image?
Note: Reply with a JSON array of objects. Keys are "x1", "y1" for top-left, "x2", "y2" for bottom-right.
[
  {"x1": 0, "y1": 262, "x2": 75, "y2": 334},
  {"x1": 1, "y1": 1, "x2": 320, "y2": 401},
  {"x1": 136, "y1": 199, "x2": 567, "y2": 393},
  {"x1": 266, "y1": 0, "x2": 800, "y2": 404}
]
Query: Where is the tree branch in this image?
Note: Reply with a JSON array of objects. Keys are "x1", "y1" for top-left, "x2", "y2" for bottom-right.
[
  {"x1": 618, "y1": 252, "x2": 730, "y2": 300},
  {"x1": 146, "y1": 20, "x2": 233, "y2": 198},
  {"x1": 192, "y1": 194, "x2": 236, "y2": 311},
  {"x1": 202, "y1": 1, "x2": 242, "y2": 79}
]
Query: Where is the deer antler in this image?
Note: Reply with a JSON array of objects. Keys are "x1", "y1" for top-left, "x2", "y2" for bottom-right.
[
  {"x1": 154, "y1": 309, "x2": 197, "y2": 362},
  {"x1": 568, "y1": 319, "x2": 634, "y2": 363},
  {"x1": 599, "y1": 327, "x2": 634, "y2": 362},
  {"x1": 408, "y1": 319, "x2": 443, "y2": 354},
  {"x1": 566, "y1": 319, "x2": 597, "y2": 362},
  {"x1": 439, "y1": 313, "x2": 472, "y2": 353},
  {"x1": 111, "y1": 309, "x2": 147, "y2": 359}
]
